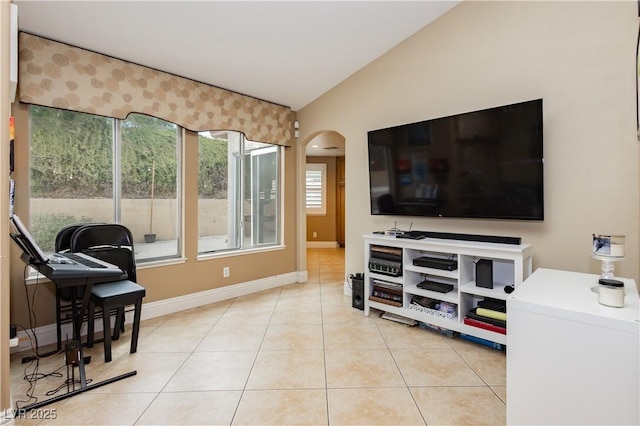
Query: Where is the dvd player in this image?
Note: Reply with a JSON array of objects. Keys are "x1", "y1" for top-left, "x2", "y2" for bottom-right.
[{"x1": 413, "y1": 256, "x2": 458, "y2": 271}]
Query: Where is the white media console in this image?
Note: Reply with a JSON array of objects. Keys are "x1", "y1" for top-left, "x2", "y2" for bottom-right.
[{"x1": 363, "y1": 233, "x2": 532, "y2": 345}]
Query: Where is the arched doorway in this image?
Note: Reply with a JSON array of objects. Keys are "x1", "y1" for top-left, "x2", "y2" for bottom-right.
[{"x1": 298, "y1": 130, "x2": 346, "y2": 287}]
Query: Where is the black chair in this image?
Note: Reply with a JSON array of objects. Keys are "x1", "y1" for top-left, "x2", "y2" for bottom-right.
[
  {"x1": 70, "y1": 224, "x2": 146, "y2": 362},
  {"x1": 54, "y1": 223, "x2": 101, "y2": 350}
]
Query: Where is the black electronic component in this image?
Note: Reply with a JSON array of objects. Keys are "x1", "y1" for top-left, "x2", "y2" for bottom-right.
[
  {"x1": 65, "y1": 341, "x2": 80, "y2": 366},
  {"x1": 475, "y1": 259, "x2": 494, "y2": 289},
  {"x1": 413, "y1": 256, "x2": 458, "y2": 271},
  {"x1": 350, "y1": 273, "x2": 364, "y2": 310},
  {"x1": 417, "y1": 280, "x2": 454, "y2": 293}
]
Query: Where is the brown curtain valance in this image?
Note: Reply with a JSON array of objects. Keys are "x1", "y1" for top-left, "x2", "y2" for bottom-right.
[{"x1": 18, "y1": 33, "x2": 293, "y2": 146}]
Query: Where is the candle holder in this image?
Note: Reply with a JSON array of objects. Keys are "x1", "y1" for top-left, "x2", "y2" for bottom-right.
[
  {"x1": 592, "y1": 254, "x2": 624, "y2": 280},
  {"x1": 592, "y1": 234, "x2": 625, "y2": 279}
]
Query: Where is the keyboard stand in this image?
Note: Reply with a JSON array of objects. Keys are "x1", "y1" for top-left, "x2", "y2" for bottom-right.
[
  {"x1": 18, "y1": 351, "x2": 136, "y2": 412},
  {"x1": 16, "y1": 271, "x2": 137, "y2": 416}
]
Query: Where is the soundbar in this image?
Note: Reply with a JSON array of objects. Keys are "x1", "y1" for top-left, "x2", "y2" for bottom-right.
[
  {"x1": 398, "y1": 231, "x2": 521, "y2": 245},
  {"x1": 413, "y1": 256, "x2": 458, "y2": 271}
]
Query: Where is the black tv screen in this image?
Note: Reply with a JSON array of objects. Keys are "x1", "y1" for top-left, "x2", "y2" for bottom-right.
[{"x1": 368, "y1": 99, "x2": 543, "y2": 220}]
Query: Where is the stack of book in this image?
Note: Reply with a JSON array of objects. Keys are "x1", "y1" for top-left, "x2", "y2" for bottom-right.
[
  {"x1": 464, "y1": 298, "x2": 507, "y2": 334},
  {"x1": 369, "y1": 279, "x2": 403, "y2": 307}
]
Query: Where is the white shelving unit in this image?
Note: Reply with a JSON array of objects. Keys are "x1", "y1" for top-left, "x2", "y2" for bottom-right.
[{"x1": 363, "y1": 234, "x2": 532, "y2": 345}]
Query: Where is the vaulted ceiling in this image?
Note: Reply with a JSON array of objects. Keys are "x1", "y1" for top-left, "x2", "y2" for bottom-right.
[{"x1": 14, "y1": 1, "x2": 459, "y2": 111}]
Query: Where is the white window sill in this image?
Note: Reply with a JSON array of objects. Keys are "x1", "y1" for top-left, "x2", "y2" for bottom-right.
[{"x1": 197, "y1": 244, "x2": 286, "y2": 261}]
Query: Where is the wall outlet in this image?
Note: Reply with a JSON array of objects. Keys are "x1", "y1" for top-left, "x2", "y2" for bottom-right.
[
  {"x1": 223, "y1": 266, "x2": 230, "y2": 278},
  {"x1": 313, "y1": 232, "x2": 317, "y2": 238}
]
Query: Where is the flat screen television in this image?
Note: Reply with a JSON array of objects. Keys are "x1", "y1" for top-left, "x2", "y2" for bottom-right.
[{"x1": 367, "y1": 99, "x2": 544, "y2": 220}]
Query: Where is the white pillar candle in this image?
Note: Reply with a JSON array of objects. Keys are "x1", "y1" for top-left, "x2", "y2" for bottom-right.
[
  {"x1": 609, "y1": 242, "x2": 625, "y2": 257},
  {"x1": 593, "y1": 234, "x2": 625, "y2": 257}
]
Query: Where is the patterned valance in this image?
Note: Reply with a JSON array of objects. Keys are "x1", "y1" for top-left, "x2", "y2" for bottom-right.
[{"x1": 18, "y1": 33, "x2": 293, "y2": 146}]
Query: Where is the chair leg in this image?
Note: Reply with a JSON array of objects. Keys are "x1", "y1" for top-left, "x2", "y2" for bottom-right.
[
  {"x1": 130, "y1": 298, "x2": 143, "y2": 354},
  {"x1": 112, "y1": 307, "x2": 125, "y2": 341},
  {"x1": 87, "y1": 302, "x2": 95, "y2": 348},
  {"x1": 119, "y1": 309, "x2": 125, "y2": 333},
  {"x1": 102, "y1": 305, "x2": 112, "y2": 362}
]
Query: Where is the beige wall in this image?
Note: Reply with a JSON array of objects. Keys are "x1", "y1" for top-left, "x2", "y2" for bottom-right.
[
  {"x1": 1, "y1": 0, "x2": 12, "y2": 411},
  {"x1": 306, "y1": 156, "x2": 337, "y2": 242},
  {"x1": 298, "y1": 1, "x2": 640, "y2": 282},
  {"x1": 8, "y1": 101, "x2": 299, "y2": 329}
]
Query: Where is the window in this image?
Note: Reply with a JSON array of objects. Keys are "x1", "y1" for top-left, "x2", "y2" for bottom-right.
[
  {"x1": 305, "y1": 163, "x2": 326, "y2": 215},
  {"x1": 29, "y1": 105, "x2": 182, "y2": 262},
  {"x1": 119, "y1": 114, "x2": 181, "y2": 261},
  {"x1": 198, "y1": 131, "x2": 281, "y2": 254}
]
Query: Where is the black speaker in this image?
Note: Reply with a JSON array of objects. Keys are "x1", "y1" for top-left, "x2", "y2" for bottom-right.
[
  {"x1": 476, "y1": 259, "x2": 493, "y2": 289},
  {"x1": 351, "y1": 274, "x2": 364, "y2": 310}
]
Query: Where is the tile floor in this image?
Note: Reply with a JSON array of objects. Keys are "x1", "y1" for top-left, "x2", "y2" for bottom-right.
[{"x1": 8, "y1": 248, "x2": 507, "y2": 425}]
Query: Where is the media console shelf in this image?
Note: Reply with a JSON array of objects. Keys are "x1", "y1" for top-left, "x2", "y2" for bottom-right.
[{"x1": 363, "y1": 234, "x2": 532, "y2": 345}]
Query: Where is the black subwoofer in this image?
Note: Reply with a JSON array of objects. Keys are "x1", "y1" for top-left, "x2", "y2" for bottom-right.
[{"x1": 351, "y1": 274, "x2": 364, "y2": 310}]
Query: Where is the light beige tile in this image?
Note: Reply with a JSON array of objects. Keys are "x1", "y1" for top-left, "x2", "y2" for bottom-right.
[
  {"x1": 275, "y1": 296, "x2": 323, "y2": 310},
  {"x1": 269, "y1": 302, "x2": 323, "y2": 325},
  {"x1": 38, "y1": 392, "x2": 156, "y2": 425},
  {"x1": 246, "y1": 350, "x2": 325, "y2": 389},
  {"x1": 215, "y1": 305, "x2": 275, "y2": 327},
  {"x1": 90, "y1": 352, "x2": 190, "y2": 393},
  {"x1": 411, "y1": 386, "x2": 506, "y2": 425},
  {"x1": 230, "y1": 288, "x2": 281, "y2": 309},
  {"x1": 134, "y1": 316, "x2": 168, "y2": 341},
  {"x1": 164, "y1": 351, "x2": 256, "y2": 391},
  {"x1": 87, "y1": 328, "x2": 140, "y2": 363},
  {"x1": 321, "y1": 303, "x2": 375, "y2": 326},
  {"x1": 325, "y1": 349, "x2": 405, "y2": 388},
  {"x1": 138, "y1": 315, "x2": 169, "y2": 329},
  {"x1": 277, "y1": 282, "x2": 321, "y2": 301},
  {"x1": 328, "y1": 387, "x2": 425, "y2": 425},
  {"x1": 232, "y1": 389, "x2": 328, "y2": 425},
  {"x1": 158, "y1": 302, "x2": 229, "y2": 328},
  {"x1": 491, "y1": 385, "x2": 506, "y2": 404},
  {"x1": 135, "y1": 391, "x2": 242, "y2": 425},
  {"x1": 136, "y1": 324, "x2": 210, "y2": 353},
  {"x1": 260, "y1": 324, "x2": 324, "y2": 351},
  {"x1": 196, "y1": 323, "x2": 267, "y2": 352},
  {"x1": 323, "y1": 322, "x2": 387, "y2": 350},
  {"x1": 320, "y1": 291, "x2": 354, "y2": 310},
  {"x1": 392, "y1": 348, "x2": 485, "y2": 387},
  {"x1": 321, "y1": 282, "x2": 349, "y2": 297},
  {"x1": 5, "y1": 407, "x2": 57, "y2": 426},
  {"x1": 10, "y1": 347, "x2": 113, "y2": 398},
  {"x1": 377, "y1": 320, "x2": 453, "y2": 349},
  {"x1": 454, "y1": 344, "x2": 506, "y2": 385}
]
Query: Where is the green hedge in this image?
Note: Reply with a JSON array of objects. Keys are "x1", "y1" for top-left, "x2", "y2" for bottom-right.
[
  {"x1": 30, "y1": 106, "x2": 227, "y2": 199},
  {"x1": 31, "y1": 213, "x2": 93, "y2": 252}
]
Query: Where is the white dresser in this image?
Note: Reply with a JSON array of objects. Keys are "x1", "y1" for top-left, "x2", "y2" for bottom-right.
[{"x1": 506, "y1": 268, "x2": 639, "y2": 425}]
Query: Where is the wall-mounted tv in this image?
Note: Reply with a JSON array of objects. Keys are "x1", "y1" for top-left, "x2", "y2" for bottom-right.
[{"x1": 368, "y1": 99, "x2": 543, "y2": 220}]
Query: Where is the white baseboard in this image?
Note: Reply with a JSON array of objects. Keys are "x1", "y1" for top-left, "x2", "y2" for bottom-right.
[
  {"x1": 306, "y1": 241, "x2": 339, "y2": 248},
  {"x1": 140, "y1": 271, "x2": 305, "y2": 320},
  {"x1": 343, "y1": 280, "x2": 352, "y2": 296},
  {"x1": 11, "y1": 270, "x2": 308, "y2": 354}
]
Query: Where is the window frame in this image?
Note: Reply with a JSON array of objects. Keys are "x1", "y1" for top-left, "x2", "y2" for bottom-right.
[
  {"x1": 305, "y1": 163, "x2": 327, "y2": 216},
  {"x1": 197, "y1": 131, "x2": 283, "y2": 257},
  {"x1": 27, "y1": 105, "x2": 183, "y2": 264}
]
